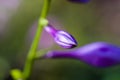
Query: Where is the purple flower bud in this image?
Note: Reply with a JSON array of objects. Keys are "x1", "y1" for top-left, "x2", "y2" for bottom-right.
[
  {"x1": 43, "y1": 42, "x2": 120, "y2": 67},
  {"x1": 44, "y1": 25, "x2": 77, "y2": 49},
  {"x1": 68, "y1": 0, "x2": 90, "y2": 3}
]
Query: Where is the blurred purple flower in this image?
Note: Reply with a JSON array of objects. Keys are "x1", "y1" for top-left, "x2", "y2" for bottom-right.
[
  {"x1": 0, "y1": 0, "x2": 21, "y2": 36},
  {"x1": 44, "y1": 24, "x2": 77, "y2": 49},
  {"x1": 68, "y1": 0, "x2": 90, "y2": 3},
  {"x1": 0, "y1": 0, "x2": 20, "y2": 10},
  {"x1": 42, "y1": 42, "x2": 120, "y2": 67}
]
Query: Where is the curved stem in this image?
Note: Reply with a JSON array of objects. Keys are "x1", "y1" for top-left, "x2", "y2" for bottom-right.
[{"x1": 23, "y1": 0, "x2": 51, "y2": 79}]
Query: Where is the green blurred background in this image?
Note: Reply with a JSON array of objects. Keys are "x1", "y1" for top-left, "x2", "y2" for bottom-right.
[{"x1": 1, "y1": 0, "x2": 120, "y2": 80}]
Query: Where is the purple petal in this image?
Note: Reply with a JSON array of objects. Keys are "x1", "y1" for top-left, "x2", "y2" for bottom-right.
[
  {"x1": 44, "y1": 24, "x2": 58, "y2": 37},
  {"x1": 54, "y1": 31, "x2": 77, "y2": 48},
  {"x1": 44, "y1": 25, "x2": 77, "y2": 49},
  {"x1": 43, "y1": 42, "x2": 120, "y2": 67},
  {"x1": 68, "y1": 0, "x2": 90, "y2": 3}
]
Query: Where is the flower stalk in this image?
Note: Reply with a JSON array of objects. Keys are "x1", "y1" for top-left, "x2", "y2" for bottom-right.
[{"x1": 22, "y1": 0, "x2": 51, "y2": 79}]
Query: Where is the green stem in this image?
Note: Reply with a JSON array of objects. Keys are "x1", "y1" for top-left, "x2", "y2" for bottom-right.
[{"x1": 23, "y1": 0, "x2": 51, "y2": 79}]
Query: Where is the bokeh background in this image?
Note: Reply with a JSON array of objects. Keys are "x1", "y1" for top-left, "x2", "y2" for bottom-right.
[{"x1": 1, "y1": 0, "x2": 120, "y2": 80}]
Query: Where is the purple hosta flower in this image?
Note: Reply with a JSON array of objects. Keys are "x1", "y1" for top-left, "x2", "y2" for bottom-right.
[
  {"x1": 44, "y1": 24, "x2": 77, "y2": 49},
  {"x1": 68, "y1": 0, "x2": 90, "y2": 3},
  {"x1": 43, "y1": 42, "x2": 120, "y2": 67}
]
